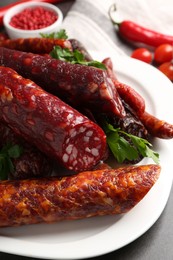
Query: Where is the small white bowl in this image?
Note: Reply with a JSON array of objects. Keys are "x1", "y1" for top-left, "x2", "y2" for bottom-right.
[{"x1": 3, "y1": 1, "x2": 63, "y2": 39}]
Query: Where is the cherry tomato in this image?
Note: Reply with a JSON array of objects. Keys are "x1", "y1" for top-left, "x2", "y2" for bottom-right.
[
  {"x1": 131, "y1": 48, "x2": 152, "y2": 64},
  {"x1": 158, "y1": 61, "x2": 173, "y2": 81},
  {"x1": 154, "y1": 44, "x2": 173, "y2": 64}
]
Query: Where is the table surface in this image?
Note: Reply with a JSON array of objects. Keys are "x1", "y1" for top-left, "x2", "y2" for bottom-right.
[{"x1": 0, "y1": 1, "x2": 173, "y2": 260}]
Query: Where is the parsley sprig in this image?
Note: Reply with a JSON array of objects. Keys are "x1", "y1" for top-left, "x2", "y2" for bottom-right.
[
  {"x1": 41, "y1": 29, "x2": 106, "y2": 69},
  {"x1": 50, "y1": 46, "x2": 106, "y2": 70},
  {"x1": 104, "y1": 123, "x2": 159, "y2": 164},
  {"x1": 40, "y1": 29, "x2": 68, "y2": 39},
  {"x1": 0, "y1": 143, "x2": 23, "y2": 180}
]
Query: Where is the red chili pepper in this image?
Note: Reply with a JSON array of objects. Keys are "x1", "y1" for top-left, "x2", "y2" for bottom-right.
[
  {"x1": 109, "y1": 4, "x2": 173, "y2": 48},
  {"x1": 0, "y1": 0, "x2": 64, "y2": 28}
]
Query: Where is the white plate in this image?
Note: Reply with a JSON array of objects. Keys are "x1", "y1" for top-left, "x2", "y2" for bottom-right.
[{"x1": 0, "y1": 55, "x2": 173, "y2": 260}]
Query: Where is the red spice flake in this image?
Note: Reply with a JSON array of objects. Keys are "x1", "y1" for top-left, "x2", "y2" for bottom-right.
[{"x1": 9, "y1": 6, "x2": 58, "y2": 30}]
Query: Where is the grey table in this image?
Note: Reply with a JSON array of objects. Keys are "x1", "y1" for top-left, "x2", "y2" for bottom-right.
[{"x1": 0, "y1": 1, "x2": 173, "y2": 260}]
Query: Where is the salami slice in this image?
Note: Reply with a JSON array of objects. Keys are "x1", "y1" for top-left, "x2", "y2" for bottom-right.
[
  {"x1": 0, "y1": 164, "x2": 160, "y2": 227},
  {"x1": 0, "y1": 66, "x2": 107, "y2": 172}
]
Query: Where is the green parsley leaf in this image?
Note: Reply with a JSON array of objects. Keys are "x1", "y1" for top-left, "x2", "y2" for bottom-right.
[
  {"x1": 50, "y1": 46, "x2": 107, "y2": 70},
  {"x1": 40, "y1": 29, "x2": 68, "y2": 39},
  {"x1": 103, "y1": 122, "x2": 159, "y2": 164},
  {"x1": 50, "y1": 46, "x2": 74, "y2": 61},
  {"x1": 0, "y1": 143, "x2": 23, "y2": 180},
  {"x1": 83, "y1": 60, "x2": 107, "y2": 70},
  {"x1": 125, "y1": 133, "x2": 159, "y2": 163}
]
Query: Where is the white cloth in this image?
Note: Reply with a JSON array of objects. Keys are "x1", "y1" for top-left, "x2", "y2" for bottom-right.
[{"x1": 62, "y1": 0, "x2": 173, "y2": 58}]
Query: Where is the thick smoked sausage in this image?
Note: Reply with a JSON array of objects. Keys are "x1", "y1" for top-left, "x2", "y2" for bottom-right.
[
  {"x1": 0, "y1": 66, "x2": 107, "y2": 172},
  {"x1": 0, "y1": 47, "x2": 125, "y2": 117},
  {"x1": 0, "y1": 164, "x2": 160, "y2": 227}
]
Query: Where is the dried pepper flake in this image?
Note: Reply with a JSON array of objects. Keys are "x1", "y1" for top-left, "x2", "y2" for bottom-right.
[{"x1": 9, "y1": 7, "x2": 58, "y2": 30}]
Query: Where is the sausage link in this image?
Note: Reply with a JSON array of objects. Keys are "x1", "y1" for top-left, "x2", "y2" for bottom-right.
[
  {"x1": 0, "y1": 164, "x2": 160, "y2": 227},
  {"x1": 0, "y1": 38, "x2": 72, "y2": 53},
  {"x1": 0, "y1": 123, "x2": 52, "y2": 180},
  {"x1": 0, "y1": 47, "x2": 125, "y2": 117},
  {"x1": 139, "y1": 111, "x2": 173, "y2": 139},
  {"x1": 0, "y1": 66, "x2": 107, "y2": 172},
  {"x1": 102, "y1": 57, "x2": 145, "y2": 115}
]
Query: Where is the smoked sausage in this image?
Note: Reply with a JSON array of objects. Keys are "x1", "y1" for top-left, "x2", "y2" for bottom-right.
[
  {"x1": 0, "y1": 164, "x2": 160, "y2": 227},
  {"x1": 0, "y1": 66, "x2": 107, "y2": 172},
  {"x1": 0, "y1": 47, "x2": 125, "y2": 117},
  {"x1": 0, "y1": 38, "x2": 72, "y2": 53}
]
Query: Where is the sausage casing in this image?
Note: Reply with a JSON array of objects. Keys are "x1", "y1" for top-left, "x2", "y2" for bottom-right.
[{"x1": 0, "y1": 164, "x2": 160, "y2": 227}]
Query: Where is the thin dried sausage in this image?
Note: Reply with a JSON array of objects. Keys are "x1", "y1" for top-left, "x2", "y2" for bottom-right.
[
  {"x1": 0, "y1": 66, "x2": 107, "y2": 172},
  {"x1": 114, "y1": 81, "x2": 145, "y2": 116},
  {"x1": 0, "y1": 38, "x2": 72, "y2": 53},
  {"x1": 139, "y1": 111, "x2": 173, "y2": 139},
  {"x1": 0, "y1": 164, "x2": 160, "y2": 227},
  {"x1": 0, "y1": 47, "x2": 125, "y2": 117},
  {"x1": 102, "y1": 57, "x2": 145, "y2": 115}
]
